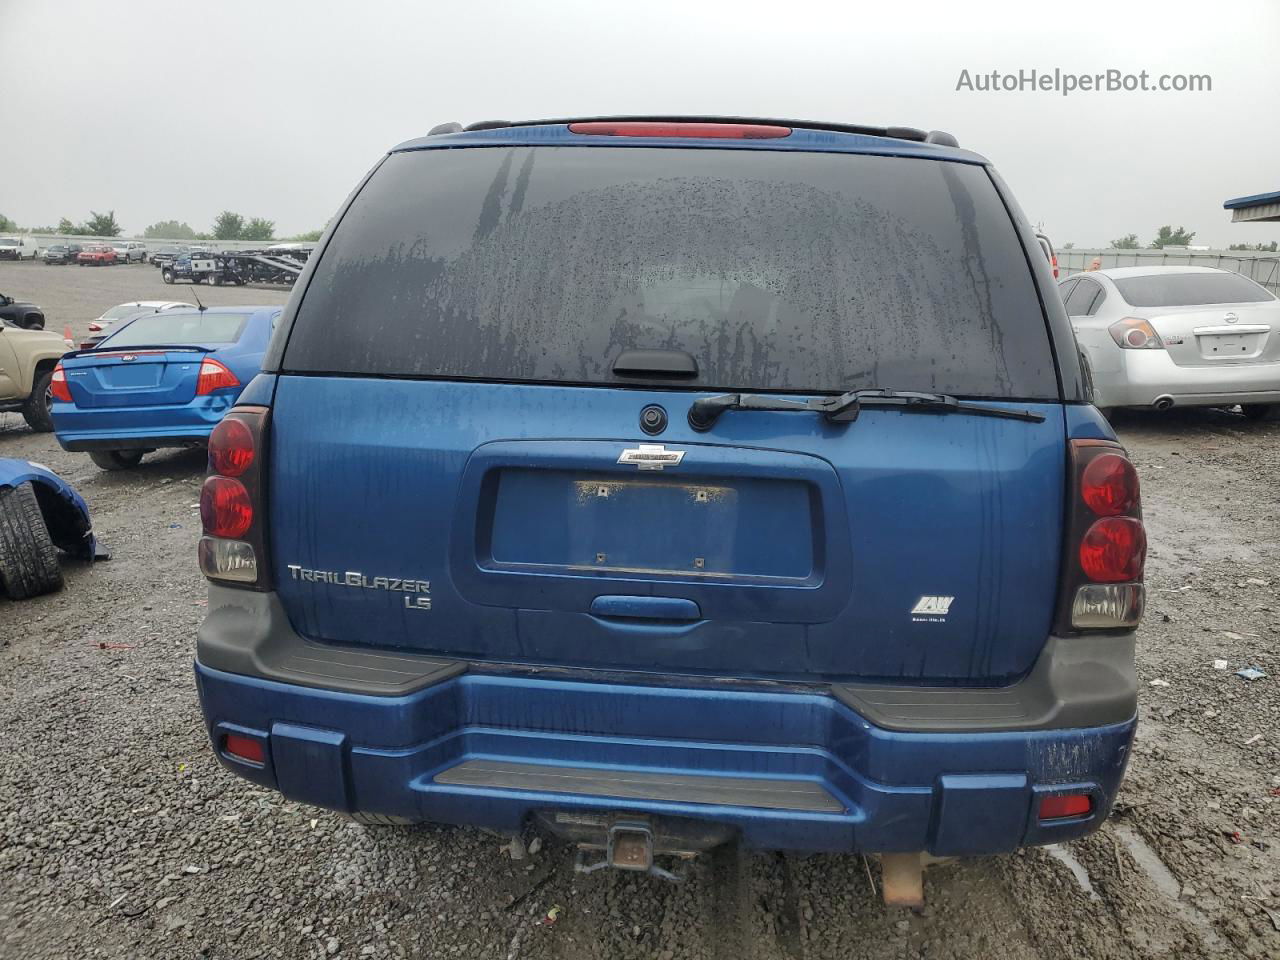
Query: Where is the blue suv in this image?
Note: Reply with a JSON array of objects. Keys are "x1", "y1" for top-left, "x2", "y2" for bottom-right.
[{"x1": 194, "y1": 117, "x2": 1144, "y2": 899}]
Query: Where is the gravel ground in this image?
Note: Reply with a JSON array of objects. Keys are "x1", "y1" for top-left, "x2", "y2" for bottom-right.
[{"x1": 1, "y1": 260, "x2": 1277, "y2": 959}]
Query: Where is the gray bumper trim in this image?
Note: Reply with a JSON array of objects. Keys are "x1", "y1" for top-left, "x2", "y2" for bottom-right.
[
  {"x1": 831, "y1": 634, "x2": 1136, "y2": 732},
  {"x1": 197, "y1": 585, "x2": 463, "y2": 695},
  {"x1": 199, "y1": 587, "x2": 1135, "y2": 732}
]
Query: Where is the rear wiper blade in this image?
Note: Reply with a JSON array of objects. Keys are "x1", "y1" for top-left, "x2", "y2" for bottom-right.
[{"x1": 687, "y1": 388, "x2": 1046, "y2": 431}]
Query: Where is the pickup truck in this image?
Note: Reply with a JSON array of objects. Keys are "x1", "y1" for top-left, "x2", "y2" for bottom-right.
[{"x1": 0, "y1": 319, "x2": 72, "y2": 431}]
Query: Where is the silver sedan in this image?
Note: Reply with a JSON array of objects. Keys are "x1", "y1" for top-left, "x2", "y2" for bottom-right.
[{"x1": 1062, "y1": 266, "x2": 1280, "y2": 420}]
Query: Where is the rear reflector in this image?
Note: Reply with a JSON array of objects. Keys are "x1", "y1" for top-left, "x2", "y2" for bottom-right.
[
  {"x1": 1039, "y1": 793, "x2": 1092, "y2": 820},
  {"x1": 50, "y1": 363, "x2": 72, "y2": 403},
  {"x1": 568, "y1": 121, "x2": 791, "y2": 139},
  {"x1": 223, "y1": 732, "x2": 265, "y2": 765},
  {"x1": 198, "y1": 536, "x2": 258, "y2": 582},
  {"x1": 200, "y1": 476, "x2": 253, "y2": 539},
  {"x1": 195, "y1": 357, "x2": 241, "y2": 396}
]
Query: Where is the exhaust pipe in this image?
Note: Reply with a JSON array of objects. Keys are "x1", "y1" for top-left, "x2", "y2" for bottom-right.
[{"x1": 1152, "y1": 395, "x2": 1175, "y2": 411}]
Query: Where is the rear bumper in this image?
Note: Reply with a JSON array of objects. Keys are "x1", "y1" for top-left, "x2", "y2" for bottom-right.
[
  {"x1": 1084, "y1": 338, "x2": 1280, "y2": 408},
  {"x1": 195, "y1": 589, "x2": 1137, "y2": 856},
  {"x1": 53, "y1": 396, "x2": 234, "y2": 451},
  {"x1": 195, "y1": 662, "x2": 1133, "y2": 855}
]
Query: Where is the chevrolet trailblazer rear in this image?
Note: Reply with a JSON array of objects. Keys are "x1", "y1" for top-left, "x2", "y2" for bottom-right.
[{"x1": 195, "y1": 118, "x2": 1144, "y2": 899}]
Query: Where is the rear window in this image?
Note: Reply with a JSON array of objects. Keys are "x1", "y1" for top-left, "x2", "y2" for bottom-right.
[
  {"x1": 1115, "y1": 272, "x2": 1275, "y2": 307},
  {"x1": 104, "y1": 312, "x2": 249, "y2": 347},
  {"x1": 103, "y1": 303, "x2": 152, "y2": 320},
  {"x1": 286, "y1": 146, "x2": 1057, "y2": 398}
]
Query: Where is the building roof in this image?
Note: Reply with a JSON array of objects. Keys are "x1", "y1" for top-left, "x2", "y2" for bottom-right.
[
  {"x1": 1224, "y1": 190, "x2": 1280, "y2": 223},
  {"x1": 1224, "y1": 190, "x2": 1280, "y2": 210}
]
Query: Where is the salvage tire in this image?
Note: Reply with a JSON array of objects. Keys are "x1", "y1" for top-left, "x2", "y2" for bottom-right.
[
  {"x1": 89, "y1": 450, "x2": 145, "y2": 471},
  {"x1": 1240, "y1": 403, "x2": 1280, "y2": 421},
  {"x1": 21, "y1": 369, "x2": 55, "y2": 433},
  {"x1": 0, "y1": 483, "x2": 64, "y2": 600}
]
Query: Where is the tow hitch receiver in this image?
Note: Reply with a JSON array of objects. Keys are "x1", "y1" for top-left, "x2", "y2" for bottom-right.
[{"x1": 575, "y1": 821, "x2": 681, "y2": 882}]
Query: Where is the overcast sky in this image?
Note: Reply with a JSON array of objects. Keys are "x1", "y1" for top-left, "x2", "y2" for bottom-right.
[{"x1": 2, "y1": 0, "x2": 1278, "y2": 247}]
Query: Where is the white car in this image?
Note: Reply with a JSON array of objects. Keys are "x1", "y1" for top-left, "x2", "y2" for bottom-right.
[
  {"x1": 0, "y1": 236, "x2": 40, "y2": 261},
  {"x1": 1064, "y1": 266, "x2": 1280, "y2": 419},
  {"x1": 82, "y1": 300, "x2": 196, "y2": 349},
  {"x1": 109, "y1": 241, "x2": 147, "y2": 264}
]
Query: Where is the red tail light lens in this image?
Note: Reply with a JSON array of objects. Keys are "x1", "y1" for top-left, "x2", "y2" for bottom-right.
[
  {"x1": 223, "y1": 733, "x2": 265, "y2": 765},
  {"x1": 200, "y1": 406, "x2": 270, "y2": 591},
  {"x1": 201, "y1": 476, "x2": 253, "y2": 538},
  {"x1": 1056, "y1": 440, "x2": 1146, "y2": 632},
  {"x1": 1080, "y1": 517, "x2": 1146, "y2": 582},
  {"x1": 49, "y1": 363, "x2": 73, "y2": 403},
  {"x1": 1039, "y1": 793, "x2": 1092, "y2": 820},
  {"x1": 568, "y1": 121, "x2": 791, "y2": 139},
  {"x1": 195, "y1": 358, "x2": 241, "y2": 396},
  {"x1": 1080, "y1": 453, "x2": 1140, "y2": 516},
  {"x1": 208, "y1": 417, "x2": 255, "y2": 477}
]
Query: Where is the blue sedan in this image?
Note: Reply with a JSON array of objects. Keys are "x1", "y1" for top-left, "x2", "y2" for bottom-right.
[{"x1": 51, "y1": 306, "x2": 280, "y2": 470}]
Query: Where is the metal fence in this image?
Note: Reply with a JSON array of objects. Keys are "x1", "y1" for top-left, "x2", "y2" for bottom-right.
[
  {"x1": 1058, "y1": 248, "x2": 1280, "y2": 296},
  {"x1": 15, "y1": 234, "x2": 297, "y2": 254}
]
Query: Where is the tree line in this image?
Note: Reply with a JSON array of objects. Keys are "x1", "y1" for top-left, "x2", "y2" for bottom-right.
[
  {"x1": 0, "y1": 210, "x2": 321, "y2": 243},
  {"x1": 1106, "y1": 226, "x2": 1276, "y2": 252}
]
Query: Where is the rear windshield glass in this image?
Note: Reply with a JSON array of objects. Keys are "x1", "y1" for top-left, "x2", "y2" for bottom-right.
[
  {"x1": 103, "y1": 304, "x2": 152, "y2": 320},
  {"x1": 104, "y1": 312, "x2": 248, "y2": 347},
  {"x1": 1115, "y1": 272, "x2": 1275, "y2": 307},
  {"x1": 286, "y1": 146, "x2": 1057, "y2": 398}
]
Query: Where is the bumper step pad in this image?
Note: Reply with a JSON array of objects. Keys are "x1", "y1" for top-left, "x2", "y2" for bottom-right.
[{"x1": 434, "y1": 759, "x2": 845, "y2": 813}]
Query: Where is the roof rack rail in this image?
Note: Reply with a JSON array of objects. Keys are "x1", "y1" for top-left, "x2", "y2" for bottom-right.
[{"x1": 432, "y1": 116, "x2": 958, "y2": 147}]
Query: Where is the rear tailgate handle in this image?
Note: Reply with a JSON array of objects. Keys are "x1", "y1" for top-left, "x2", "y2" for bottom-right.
[{"x1": 589, "y1": 595, "x2": 701, "y2": 621}]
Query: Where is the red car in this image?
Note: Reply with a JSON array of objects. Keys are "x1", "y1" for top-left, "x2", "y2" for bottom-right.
[{"x1": 77, "y1": 244, "x2": 117, "y2": 266}]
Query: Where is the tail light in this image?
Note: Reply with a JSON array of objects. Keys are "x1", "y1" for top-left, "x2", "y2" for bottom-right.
[
  {"x1": 199, "y1": 407, "x2": 269, "y2": 589},
  {"x1": 1108, "y1": 317, "x2": 1163, "y2": 349},
  {"x1": 195, "y1": 358, "x2": 241, "y2": 396},
  {"x1": 1055, "y1": 441, "x2": 1146, "y2": 632},
  {"x1": 568, "y1": 121, "x2": 792, "y2": 139},
  {"x1": 49, "y1": 363, "x2": 73, "y2": 403},
  {"x1": 88, "y1": 322, "x2": 103, "y2": 332},
  {"x1": 1050, "y1": 255, "x2": 1059, "y2": 279}
]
